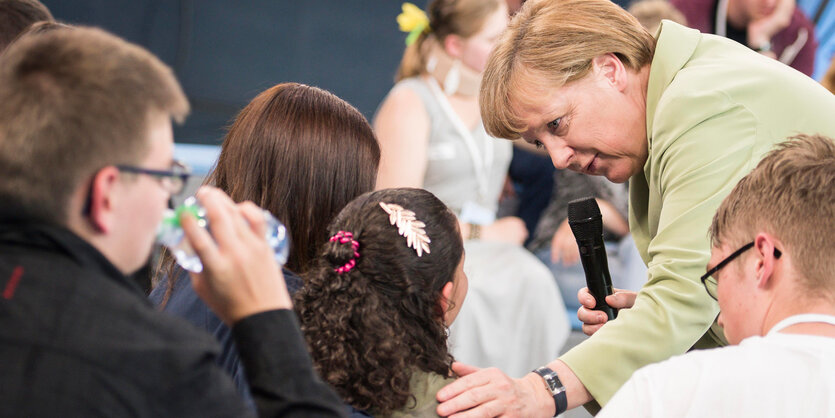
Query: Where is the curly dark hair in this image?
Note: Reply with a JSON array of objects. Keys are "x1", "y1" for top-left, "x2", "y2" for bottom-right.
[{"x1": 296, "y1": 188, "x2": 464, "y2": 415}]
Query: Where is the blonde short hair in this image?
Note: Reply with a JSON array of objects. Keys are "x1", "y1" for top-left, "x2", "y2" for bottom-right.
[
  {"x1": 709, "y1": 135, "x2": 835, "y2": 296},
  {"x1": 480, "y1": 0, "x2": 655, "y2": 139}
]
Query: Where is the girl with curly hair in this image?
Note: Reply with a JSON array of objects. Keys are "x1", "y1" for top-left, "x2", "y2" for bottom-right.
[
  {"x1": 150, "y1": 82, "x2": 380, "y2": 407},
  {"x1": 296, "y1": 188, "x2": 467, "y2": 417}
]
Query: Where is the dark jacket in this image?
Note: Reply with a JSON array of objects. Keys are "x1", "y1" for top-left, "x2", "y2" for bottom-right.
[
  {"x1": 0, "y1": 222, "x2": 344, "y2": 417},
  {"x1": 149, "y1": 264, "x2": 304, "y2": 408}
]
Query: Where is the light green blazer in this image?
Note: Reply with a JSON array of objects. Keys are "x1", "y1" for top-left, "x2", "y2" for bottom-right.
[{"x1": 560, "y1": 21, "x2": 835, "y2": 410}]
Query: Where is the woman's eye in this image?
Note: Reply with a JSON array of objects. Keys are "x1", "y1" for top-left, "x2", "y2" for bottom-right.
[
  {"x1": 534, "y1": 140, "x2": 544, "y2": 149},
  {"x1": 546, "y1": 118, "x2": 561, "y2": 132}
]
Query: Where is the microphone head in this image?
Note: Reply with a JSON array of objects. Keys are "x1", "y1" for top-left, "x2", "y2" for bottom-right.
[{"x1": 567, "y1": 197, "x2": 603, "y2": 241}]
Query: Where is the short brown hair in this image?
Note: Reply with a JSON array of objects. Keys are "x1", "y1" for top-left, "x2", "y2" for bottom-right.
[
  {"x1": 480, "y1": 0, "x2": 655, "y2": 139},
  {"x1": 709, "y1": 135, "x2": 835, "y2": 296},
  {"x1": 0, "y1": 0, "x2": 53, "y2": 52},
  {"x1": 0, "y1": 27, "x2": 189, "y2": 224},
  {"x1": 396, "y1": 0, "x2": 502, "y2": 82}
]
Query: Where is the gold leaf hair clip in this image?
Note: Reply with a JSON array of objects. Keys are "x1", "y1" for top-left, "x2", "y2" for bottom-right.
[{"x1": 379, "y1": 202, "x2": 431, "y2": 257}]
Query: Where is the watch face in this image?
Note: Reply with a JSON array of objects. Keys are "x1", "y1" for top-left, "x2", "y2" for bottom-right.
[{"x1": 535, "y1": 367, "x2": 562, "y2": 393}]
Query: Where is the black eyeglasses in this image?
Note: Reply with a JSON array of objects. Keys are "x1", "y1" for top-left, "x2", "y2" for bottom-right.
[
  {"x1": 700, "y1": 241, "x2": 782, "y2": 300},
  {"x1": 116, "y1": 160, "x2": 191, "y2": 196}
]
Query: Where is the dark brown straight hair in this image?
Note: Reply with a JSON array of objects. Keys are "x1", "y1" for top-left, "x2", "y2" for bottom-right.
[{"x1": 156, "y1": 82, "x2": 379, "y2": 303}]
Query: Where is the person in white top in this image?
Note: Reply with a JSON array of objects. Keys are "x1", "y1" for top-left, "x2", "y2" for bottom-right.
[{"x1": 594, "y1": 134, "x2": 835, "y2": 418}]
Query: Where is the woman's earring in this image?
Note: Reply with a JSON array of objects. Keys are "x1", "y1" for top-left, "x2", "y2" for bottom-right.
[{"x1": 444, "y1": 59, "x2": 461, "y2": 95}]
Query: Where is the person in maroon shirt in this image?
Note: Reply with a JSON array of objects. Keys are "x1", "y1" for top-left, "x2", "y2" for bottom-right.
[{"x1": 671, "y1": 0, "x2": 818, "y2": 76}]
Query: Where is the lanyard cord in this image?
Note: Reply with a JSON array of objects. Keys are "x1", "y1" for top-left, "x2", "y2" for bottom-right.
[{"x1": 426, "y1": 77, "x2": 493, "y2": 201}]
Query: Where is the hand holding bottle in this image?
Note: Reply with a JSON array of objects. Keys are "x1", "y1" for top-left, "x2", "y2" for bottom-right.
[{"x1": 180, "y1": 186, "x2": 293, "y2": 324}]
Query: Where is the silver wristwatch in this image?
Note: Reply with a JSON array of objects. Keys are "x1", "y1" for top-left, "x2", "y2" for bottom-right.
[{"x1": 533, "y1": 366, "x2": 567, "y2": 416}]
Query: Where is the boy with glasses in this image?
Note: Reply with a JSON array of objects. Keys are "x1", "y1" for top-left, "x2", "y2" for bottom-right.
[
  {"x1": 596, "y1": 134, "x2": 835, "y2": 417},
  {"x1": 0, "y1": 26, "x2": 344, "y2": 416}
]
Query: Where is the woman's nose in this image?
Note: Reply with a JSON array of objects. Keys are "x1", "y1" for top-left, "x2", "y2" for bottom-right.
[{"x1": 546, "y1": 143, "x2": 573, "y2": 170}]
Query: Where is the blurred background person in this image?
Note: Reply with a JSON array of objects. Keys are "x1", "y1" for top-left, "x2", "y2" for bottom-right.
[
  {"x1": 151, "y1": 82, "x2": 380, "y2": 407},
  {"x1": 798, "y1": 0, "x2": 835, "y2": 80},
  {"x1": 297, "y1": 188, "x2": 466, "y2": 417},
  {"x1": 374, "y1": 0, "x2": 569, "y2": 378},
  {"x1": 671, "y1": 0, "x2": 818, "y2": 76},
  {"x1": 628, "y1": 0, "x2": 688, "y2": 33}
]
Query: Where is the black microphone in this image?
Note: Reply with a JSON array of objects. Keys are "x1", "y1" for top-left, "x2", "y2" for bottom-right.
[{"x1": 567, "y1": 197, "x2": 617, "y2": 320}]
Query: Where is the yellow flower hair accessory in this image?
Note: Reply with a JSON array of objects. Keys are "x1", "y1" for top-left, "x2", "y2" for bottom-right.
[{"x1": 398, "y1": 2, "x2": 430, "y2": 46}]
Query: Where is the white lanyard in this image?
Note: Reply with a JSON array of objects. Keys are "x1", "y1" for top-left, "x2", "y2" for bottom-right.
[
  {"x1": 767, "y1": 314, "x2": 835, "y2": 335},
  {"x1": 715, "y1": 0, "x2": 729, "y2": 37},
  {"x1": 426, "y1": 77, "x2": 493, "y2": 201}
]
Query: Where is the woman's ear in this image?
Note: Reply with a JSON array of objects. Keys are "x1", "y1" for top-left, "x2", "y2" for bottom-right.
[
  {"x1": 592, "y1": 53, "x2": 628, "y2": 92},
  {"x1": 443, "y1": 34, "x2": 464, "y2": 59},
  {"x1": 440, "y1": 281, "x2": 456, "y2": 322}
]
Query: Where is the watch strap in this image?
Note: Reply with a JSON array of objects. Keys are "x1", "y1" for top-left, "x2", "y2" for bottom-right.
[{"x1": 533, "y1": 366, "x2": 567, "y2": 416}]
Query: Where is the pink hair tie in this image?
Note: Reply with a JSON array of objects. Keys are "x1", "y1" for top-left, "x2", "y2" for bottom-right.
[{"x1": 329, "y1": 230, "x2": 360, "y2": 274}]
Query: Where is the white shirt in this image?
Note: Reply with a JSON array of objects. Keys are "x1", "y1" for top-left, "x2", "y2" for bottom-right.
[{"x1": 599, "y1": 316, "x2": 835, "y2": 418}]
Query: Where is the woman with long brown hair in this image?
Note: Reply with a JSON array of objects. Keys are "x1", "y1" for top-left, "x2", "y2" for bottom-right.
[{"x1": 150, "y1": 82, "x2": 380, "y2": 405}]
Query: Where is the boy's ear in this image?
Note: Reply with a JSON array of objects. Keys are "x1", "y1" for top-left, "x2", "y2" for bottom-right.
[{"x1": 87, "y1": 166, "x2": 121, "y2": 233}]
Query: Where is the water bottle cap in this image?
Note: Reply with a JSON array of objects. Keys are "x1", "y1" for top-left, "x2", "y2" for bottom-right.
[{"x1": 163, "y1": 198, "x2": 203, "y2": 228}]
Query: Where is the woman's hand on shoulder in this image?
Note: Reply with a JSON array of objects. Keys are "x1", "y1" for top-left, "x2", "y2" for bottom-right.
[{"x1": 436, "y1": 362, "x2": 553, "y2": 417}]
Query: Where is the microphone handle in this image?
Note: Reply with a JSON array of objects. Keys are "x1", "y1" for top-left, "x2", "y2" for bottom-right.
[{"x1": 578, "y1": 241, "x2": 617, "y2": 320}]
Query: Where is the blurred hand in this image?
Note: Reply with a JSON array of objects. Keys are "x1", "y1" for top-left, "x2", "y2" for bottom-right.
[
  {"x1": 550, "y1": 219, "x2": 579, "y2": 266},
  {"x1": 577, "y1": 287, "x2": 637, "y2": 336},
  {"x1": 436, "y1": 362, "x2": 554, "y2": 417},
  {"x1": 182, "y1": 186, "x2": 292, "y2": 325},
  {"x1": 748, "y1": 0, "x2": 795, "y2": 52},
  {"x1": 481, "y1": 216, "x2": 528, "y2": 245}
]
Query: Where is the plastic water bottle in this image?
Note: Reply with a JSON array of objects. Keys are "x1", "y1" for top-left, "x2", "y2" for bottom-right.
[{"x1": 156, "y1": 197, "x2": 290, "y2": 273}]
